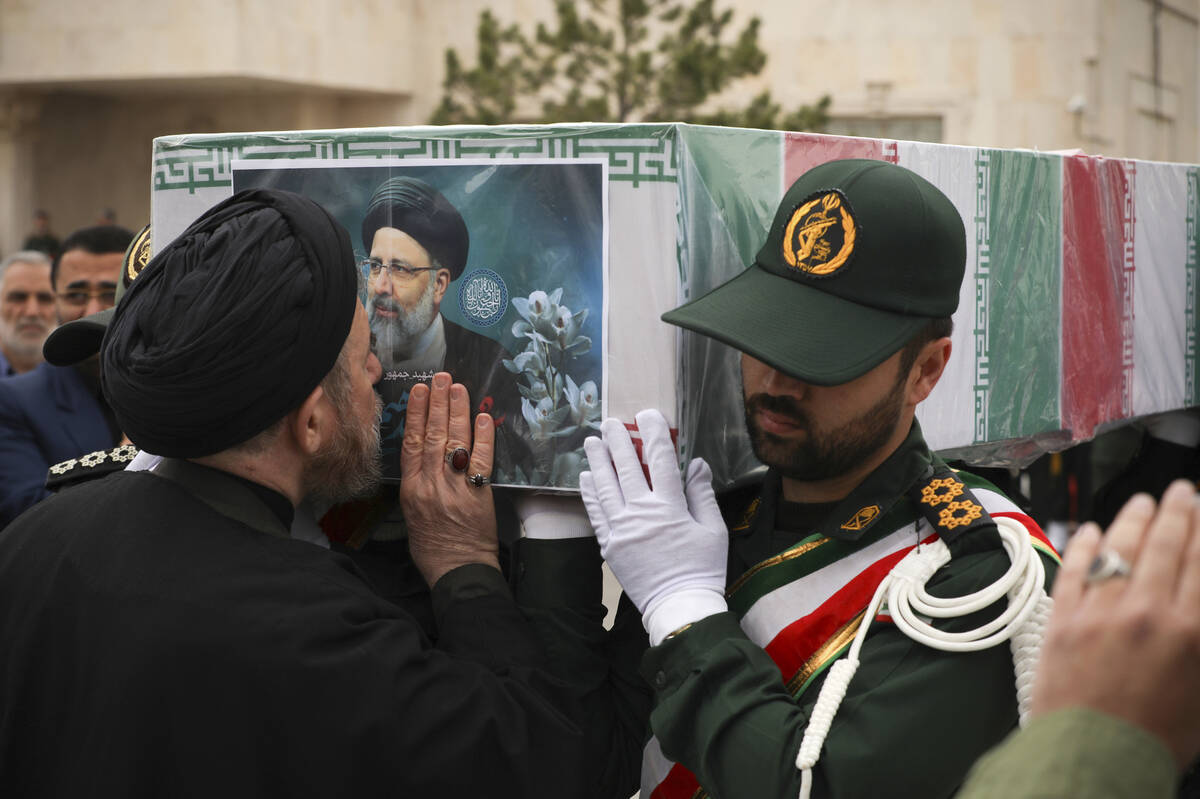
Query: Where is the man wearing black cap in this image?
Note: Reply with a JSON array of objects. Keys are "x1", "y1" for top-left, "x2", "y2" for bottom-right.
[
  {"x1": 575, "y1": 159, "x2": 1060, "y2": 798},
  {"x1": 0, "y1": 189, "x2": 588, "y2": 797}
]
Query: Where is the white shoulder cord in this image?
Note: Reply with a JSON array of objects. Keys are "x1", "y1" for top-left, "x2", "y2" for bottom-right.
[{"x1": 795, "y1": 515, "x2": 1053, "y2": 799}]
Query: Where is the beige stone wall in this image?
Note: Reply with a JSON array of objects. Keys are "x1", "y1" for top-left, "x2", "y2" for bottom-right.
[
  {"x1": 24, "y1": 89, "x2": 410, "y2": 244},
  {"x1": 0, "y1": 0, "x2": 416, "y2": 94},
  {"x1": 739, "y1": 0, "x2": 1198, "y2": 159},
  {"x1": 0, "y1": 0, "x2": 1196, "y2": 254},
  {"x1": 0, "y1": 0, "x2": 564, "y2": 250},
  {"x1": 405, "y1": 0, "x2": 560, "y2": 123}
]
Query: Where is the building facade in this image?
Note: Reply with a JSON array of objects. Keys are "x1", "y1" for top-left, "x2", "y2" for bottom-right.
[{"x1": 0, "y1": 0, "x2": 1195, "y2": 253}]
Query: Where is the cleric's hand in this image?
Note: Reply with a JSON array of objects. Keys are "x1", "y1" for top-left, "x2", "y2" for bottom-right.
[
  {"x1": 580, "y1": 409, "x2": 728, "y2": 645},
  {"x1": 1033, "y1": 479, "x2": 1200, "y2": 769},
  {"x1": 400, "y1": 372, "x2": 500, "y2": 587}
]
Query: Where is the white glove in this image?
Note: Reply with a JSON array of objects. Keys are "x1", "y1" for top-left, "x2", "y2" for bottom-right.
[
  {"x1": 579, "y1": 409, "x2": 728, "y2": 645},
  {"x1": 513, "y1": 493, "x2": 594, "y2": 539}
]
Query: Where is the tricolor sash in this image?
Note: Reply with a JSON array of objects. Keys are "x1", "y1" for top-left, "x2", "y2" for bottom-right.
[{"x1": 642, "y1": 479, "x2": 1057, "y2": 799}]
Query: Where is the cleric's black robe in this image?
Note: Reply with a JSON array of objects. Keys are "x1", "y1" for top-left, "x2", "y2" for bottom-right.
[{"x1": 0, "y1": 459, "x2": 583, "y2": 798}]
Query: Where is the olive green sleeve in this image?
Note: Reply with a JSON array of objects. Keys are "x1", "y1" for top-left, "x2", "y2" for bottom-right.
[{"x1": 957, "y1": 708, "x2": 1176, "y2": 799}]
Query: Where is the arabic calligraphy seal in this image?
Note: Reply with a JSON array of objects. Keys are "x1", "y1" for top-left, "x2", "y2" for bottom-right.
[{"x1": 457, "y1": 268, "x2": 508, "y2": 327}]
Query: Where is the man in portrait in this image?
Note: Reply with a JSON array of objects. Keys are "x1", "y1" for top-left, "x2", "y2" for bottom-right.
[{"x1": 361, "y1": 176, "x2": 524, "y2": 477}]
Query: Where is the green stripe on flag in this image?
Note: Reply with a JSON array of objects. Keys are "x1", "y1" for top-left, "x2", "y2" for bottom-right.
[
  {"x1": 983, "y1": 149, "x2": 1062, "y2": 441},
  {"x1": 677, "y1": 125, "x2": 783, "y2": 276}
]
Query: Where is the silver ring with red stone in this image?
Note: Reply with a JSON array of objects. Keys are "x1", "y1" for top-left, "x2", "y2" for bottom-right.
[
  {"x1": 445, "y1": 447, "x2": 471, "y2": 472},
  {"x1": 468, "y1": 473, "x2": 492, "y2": 488}
]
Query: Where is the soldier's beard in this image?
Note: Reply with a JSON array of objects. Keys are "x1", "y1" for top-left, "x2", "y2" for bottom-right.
[
  {"x1": 743, "y1": 374, "x2": 907, "y2": 483},
  {"x1": 368, "y1": 278, "x2": 437, "y2": 370}
]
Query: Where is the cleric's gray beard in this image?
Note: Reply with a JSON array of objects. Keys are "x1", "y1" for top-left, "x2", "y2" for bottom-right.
[
  {"x1": 302, "y1": 393, "x2": 383, "y2": 505},
  {"x1": 368, "y1": 277, "x2": 437, "y2": 370}
]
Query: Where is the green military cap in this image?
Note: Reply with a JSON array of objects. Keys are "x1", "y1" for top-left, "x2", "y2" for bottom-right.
[
  {"x1": 42, "y1": 223, "x2": 151, "y2": 366},
  {"x1": 662, "y1": 159, "x2": 966, "y2": 385}
]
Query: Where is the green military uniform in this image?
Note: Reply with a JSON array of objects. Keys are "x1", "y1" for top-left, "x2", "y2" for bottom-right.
[
  {"x1": 640, "y1": 421, "x2": 1059, "y2": 798},
  {"x1": 515, "y1": 421, "x2": 1058, "y2": 799}
]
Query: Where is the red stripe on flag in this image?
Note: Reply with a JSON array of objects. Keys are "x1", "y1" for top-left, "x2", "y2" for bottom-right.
[
  {"x1": 784, "y1": 134, "x2": 886, "y2": 185},
  {"x1": 1061, "y1": 156, "x2": 1129, "y2": 439},
  {"x1": 761, "y1": 531, "x2": 939, "y2": 679}
]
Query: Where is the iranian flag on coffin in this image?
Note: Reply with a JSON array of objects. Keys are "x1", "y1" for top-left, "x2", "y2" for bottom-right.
[
  {"x1": 1057, "y1": 156, "x2": 1200, "y2": 438},
  {"x1": 1123, "y1": 160, "x2": 1197, "y2": 418},
  {"x1": 908, "y1": 146, "x2": 1200, "y2": 448},
  {"x1": 676, "y1": 127, "x2": 1200, "y2": 478},
  {"x1": 901, "y1": 141, "x2": 1063, "y2": 457},
  {"x1": 676, "y1": 130, "x2": 1069, "y2": 478}
]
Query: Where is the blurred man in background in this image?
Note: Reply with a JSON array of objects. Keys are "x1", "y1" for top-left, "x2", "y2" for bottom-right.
[
  {"x1": 22, "y1": 209, "x2": 60, "y2": 258},
  {"x1": 0, "y1": 251, "x2": 55, "y2": 377},
  {"x1": 0, "y1": 225, "x2": 132, "y2": 526}
]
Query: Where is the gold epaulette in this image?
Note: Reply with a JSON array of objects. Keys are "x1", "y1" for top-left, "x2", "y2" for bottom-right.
[
  {"x1": 45, "y1": 444, "x2": 138, "y2": 491},
  {"x1": 909, "y1": 467, "x2": 992, "y2": 544}
]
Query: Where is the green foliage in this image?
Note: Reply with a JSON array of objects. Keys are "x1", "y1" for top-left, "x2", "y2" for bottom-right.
[{"x1": 431, "y1": 0, "x2": 830, "y2": 130}]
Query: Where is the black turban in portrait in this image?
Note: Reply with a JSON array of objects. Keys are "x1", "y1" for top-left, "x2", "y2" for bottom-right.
[
  {"x1": 360, "y1": 176, "x2": 469, "y2": 279},
  {"x1": 102, "y1": 189, "x2": 358, "y2": 458}
]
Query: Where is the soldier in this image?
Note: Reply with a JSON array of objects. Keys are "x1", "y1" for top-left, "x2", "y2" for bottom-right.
[{"x1": 580, "y1": 159, "x2": 1060, "y2": 798}]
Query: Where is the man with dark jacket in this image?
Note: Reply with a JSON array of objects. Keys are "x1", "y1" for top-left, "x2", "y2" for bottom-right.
[
  {"x1": 0, "y1": 225, "x2": 132, "y2": 526},
  {"x1": 0, "y1": 189, "x2": 585, "y2": 797}
]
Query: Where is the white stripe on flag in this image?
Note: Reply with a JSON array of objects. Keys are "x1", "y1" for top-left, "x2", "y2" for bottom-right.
[
  {"x1": 897, "y1": 141, "x2": 987, "y2": 451},
  {"x1": 1133, "y1": 161, "x2": 1190, "y2": 415}
]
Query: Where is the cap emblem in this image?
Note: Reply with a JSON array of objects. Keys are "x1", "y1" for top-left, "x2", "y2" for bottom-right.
[{"x1": 782, "y1": 190, "x2": 857, "y2": 276}]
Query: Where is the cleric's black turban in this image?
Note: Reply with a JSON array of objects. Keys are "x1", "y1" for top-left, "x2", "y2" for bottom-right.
[
  {"x1": 360, "y1": 177, "x2": 469, "y2": 279},
  {"x1": 102, "y1": 189, "x2": 358, "y2": 458}
]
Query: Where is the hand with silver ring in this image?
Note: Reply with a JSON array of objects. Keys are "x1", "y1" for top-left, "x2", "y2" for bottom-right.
[
  {"x1": 1084, "y1": 549, "x2": 1132, "y2": 584},
  {"x1": 400, "y1": 371, "x2": 499, "y2": 587},
  {"x1": 1030, "y1": 480, "x2": 1200, "y2": 769}
]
